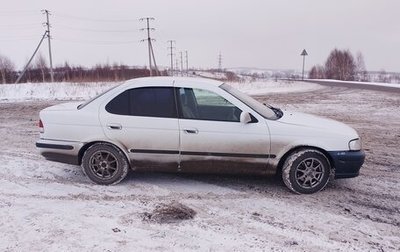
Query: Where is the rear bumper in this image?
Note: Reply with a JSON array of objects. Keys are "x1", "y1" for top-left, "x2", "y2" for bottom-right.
[
  {"x1": 36, "y1": 139, "x2": 83, "y2": 165},
  {"x1": 328, "y1": 150, "x2": 365, "y2": 179}
]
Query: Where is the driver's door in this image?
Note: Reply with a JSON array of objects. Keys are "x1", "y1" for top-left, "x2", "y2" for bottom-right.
[{"x1": 176, "y1": 86, "x2": 272, "y2": 175}]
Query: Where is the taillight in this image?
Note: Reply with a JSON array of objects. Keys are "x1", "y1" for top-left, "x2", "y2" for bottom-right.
[{"x1": 39, "y1": 119, "x2": 44, "y2": 133}]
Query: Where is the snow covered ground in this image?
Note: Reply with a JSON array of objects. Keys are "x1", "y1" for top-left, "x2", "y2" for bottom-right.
[
  {"x1": 0, "y1": 79, "x2": 322, "y2": 102},
  {"x1": 0, "y1": 80, "x2": 399, "y2": 251},
  {"x1": 0, "y1": 82, "x2": 120, "y2": 102}
]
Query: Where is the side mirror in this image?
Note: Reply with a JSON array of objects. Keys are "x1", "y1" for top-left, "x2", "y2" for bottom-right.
[{"x1": 240, "y1": 111, "x2": 252, "y2": 124}]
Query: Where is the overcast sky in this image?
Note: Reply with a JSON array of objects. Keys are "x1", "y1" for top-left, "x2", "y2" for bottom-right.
[{"x1": 0, "y1": 0, "x2": 399, "y2": 72}]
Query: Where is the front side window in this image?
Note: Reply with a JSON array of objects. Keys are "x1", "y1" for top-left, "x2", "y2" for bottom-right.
[
  {"x1": 105, "y1": 87, "x2": 177, "y2": 118},
  {"x1": 177, "y1": 87, "x2": 242, "y2": 122},
  {"x1": 221, "y1": 83, "x2": 279, "y2": 120}
]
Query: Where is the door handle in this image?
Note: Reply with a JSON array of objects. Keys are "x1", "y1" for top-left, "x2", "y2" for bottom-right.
[
  {"x1": 184, "y1": 128, "x2": 199, "y2": 134},
  {"x1": 107, "y1": 123, "x2": 122, "y2": 130}
]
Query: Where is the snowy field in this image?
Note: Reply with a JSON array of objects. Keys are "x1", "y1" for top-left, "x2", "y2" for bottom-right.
[
  {"x1": 0, "y1": 80, "x2": 399, "y2": 251},
  {"x1": 0, "y1": 79, "x2": 323, "y2": 102}
]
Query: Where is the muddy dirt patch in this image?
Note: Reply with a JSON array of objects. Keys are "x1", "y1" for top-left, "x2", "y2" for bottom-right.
[{"x1": 143, "y1": 202, "x2": 196, "y2": 224}]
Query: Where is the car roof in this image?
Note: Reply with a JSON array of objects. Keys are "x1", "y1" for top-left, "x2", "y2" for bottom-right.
[{"x1": 122, "y1": 76, "x2": 224, "y2": 88}]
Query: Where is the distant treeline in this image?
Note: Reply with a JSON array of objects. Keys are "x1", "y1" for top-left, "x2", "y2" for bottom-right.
[
  {"x1": 0, "y1": 53, "x2": 168, "y2": 84},
  {"x1": 5, "y1": 63, "x2": 170, "y2": 84},
  {"x1": 1, "y1": 52, "x2": 399, "y2": 84},
  {"x1": 308, "y1": 48, "x2": 400, "y2": 83}
]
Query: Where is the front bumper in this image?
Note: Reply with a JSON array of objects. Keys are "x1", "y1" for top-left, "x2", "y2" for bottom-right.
[
  {"x1": 36, "y1": 139, "x2": 83, "y2": 165},
  {"x1": 328, "y1": 150, "x2": 365, "y2": 179}
]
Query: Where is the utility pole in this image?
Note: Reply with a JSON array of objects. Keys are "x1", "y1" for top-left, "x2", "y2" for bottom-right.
[
  {"x1": 180, "y1": 51, "x2": 183, "y2": 74},
  {"x1": 175, "y1": 59, "x2": 179, "y2": 76},
  {"x1": 42, "y1": 9, "x2": 54, "y2": 82},
  {"x1": 300, "y1": 49, "x2": 308, "y2": 80},
  {"x1": 167, "y1": 40, "x2": 175, "y2": 76},
  {"x1": 218, "y1": 52, "x2": 222, "y2": 71},
  {"x1": 140, "y1": 17, "x2": 159, "y2": 76},
  {"x1": 185, "y1": 50, "x2": 188, "y2": 76},
  {"x1": 150, "y1": 44, "x2": 159, "y2": 76}
]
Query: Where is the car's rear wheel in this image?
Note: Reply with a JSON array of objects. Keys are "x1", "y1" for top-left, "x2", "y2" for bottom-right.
[
  {"x1": 282, "y1": 149, "x2": 331, "y2": 194},
  {"x1": 81, "y1": 143, "x2": 129, "y2": 185}
]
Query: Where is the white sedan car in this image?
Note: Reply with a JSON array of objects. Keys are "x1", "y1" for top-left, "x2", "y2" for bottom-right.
[{"x1": 36, "y1": 77, "x2": 365, "y2": 194}]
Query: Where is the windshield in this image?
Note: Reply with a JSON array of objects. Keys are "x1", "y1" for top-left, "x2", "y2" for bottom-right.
[
  {"x1": 221, "y1": 83, "x2": 282, "y2": 120},
  {"x1": 77, "y1": 84, "x2": 121, "y2": 110}
]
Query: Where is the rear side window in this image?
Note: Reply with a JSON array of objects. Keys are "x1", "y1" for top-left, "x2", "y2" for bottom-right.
[
  {"x1": 130, "y1": 87, "x2": 177, "y2": 118},
  {"x1": 106, "y1": 87, "x2": 177, "y2": 118},
  {"x1": 105, "y1": 90, "x2": 130, "y2": 115}
]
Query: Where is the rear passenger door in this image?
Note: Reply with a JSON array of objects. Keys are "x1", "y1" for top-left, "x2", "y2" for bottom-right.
[{"x1": 99, "y1": 86, "x2": 180, "y2": 172}]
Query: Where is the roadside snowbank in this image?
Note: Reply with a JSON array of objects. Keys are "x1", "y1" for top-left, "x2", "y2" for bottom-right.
[
  {"x1": 228, "y1": 81, "x2": 323, "y2": 95},
  {"x1": 0, "y1": 80, "x2": 322, "y2": 102},
  {"x1": 310, "y1": 79, "x2": 400, "y2": 89}
]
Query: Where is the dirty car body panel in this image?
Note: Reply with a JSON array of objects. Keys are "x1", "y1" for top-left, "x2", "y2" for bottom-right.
[{"x1": 36, "y1": 77, "x2": 365, "y2": 193}]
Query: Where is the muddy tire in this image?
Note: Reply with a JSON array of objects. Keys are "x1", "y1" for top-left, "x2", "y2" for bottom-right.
[
  {"x1": 282, "y1": 149, "x2": 330, "y2": 194},
  {"x1": 81, "y1": 143, "x2": 129, "y2": 185}
]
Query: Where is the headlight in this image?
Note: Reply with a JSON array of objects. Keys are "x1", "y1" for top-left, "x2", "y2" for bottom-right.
[{"x1": 349, "y1": 138, "x2": 362, "y2": 151}]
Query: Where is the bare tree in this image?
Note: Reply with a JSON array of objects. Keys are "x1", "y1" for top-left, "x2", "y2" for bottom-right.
[
  {"x1": 34, "y1": 53, "x2": 48, "y2": 82},
  {"x1": 378, "y1": 69, "x2": 391, "y2": 83},
  {"x1": 0, "y1": 54, "x2": 15, "y2": 84},
  {"x1": 325, "y1": 49, "x2": 356, "y2": 81},
  {"x1": 309, "y1": 65, "x2": 325, "y2": 79},
  {"x1": 393, "y1": 73, "x2": 400, "y2": 84},
  {"x1": 21, "y1": 57, "x2": 34, "y2": 83},
  {"x1": 61, "y1": 61, "x2": 71, "y2": 82},
  {"x1": 355, "y1": 52, "x2": 369, "y2": 82}
]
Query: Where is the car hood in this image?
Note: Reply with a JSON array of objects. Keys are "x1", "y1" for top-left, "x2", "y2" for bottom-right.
[
  {"x1": 43, "y1": 102, "x2": 82, "y2": 111},
  {"x1": 276, "y1": 111, "x2": 358, "y2": 137}
]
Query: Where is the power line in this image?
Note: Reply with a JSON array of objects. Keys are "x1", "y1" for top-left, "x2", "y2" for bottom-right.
[
  {"x1": 0, "y1": 35, "x2": 41, "y2": 39},
  {"x1": 54, "y1": 12, "x2": 138, "y2": 23},
  {"x1": 53, "y1": 24, "x2": 134, "y2": 33},
  {"x1": 0, "y1": 10, "x2": 39, "y2": 16},
  {"x1": 0, "y1": 37, "x2": 39, "y2": 42},
  {"x1": 0, "y1": 10, "x2": 38, "y2": 14},
  {"x1": 0, "y1": 23, "x2": 41, "y2": 28},
  {"x1": 53, "y1": 37, "x2": 138, "y2": 45}
]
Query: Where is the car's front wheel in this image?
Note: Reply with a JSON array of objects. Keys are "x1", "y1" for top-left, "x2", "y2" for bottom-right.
[
  {"x1": 81, "y1": 143, "x2": 129, "y2": 185},
  {"x1": 282, "y1": 149, "x2": 331, "y2": 194}
]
